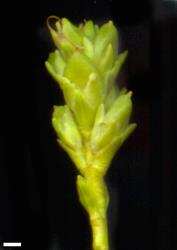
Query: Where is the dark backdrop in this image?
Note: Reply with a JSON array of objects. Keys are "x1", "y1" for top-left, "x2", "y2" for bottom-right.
[{"x1": 1, "y1": 0, "x2": 177, "y2": 250}]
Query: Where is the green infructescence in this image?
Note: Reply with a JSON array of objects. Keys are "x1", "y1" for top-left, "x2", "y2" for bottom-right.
[{"x1": 45, "y1": 16, "x2": 136, "y2": 250}]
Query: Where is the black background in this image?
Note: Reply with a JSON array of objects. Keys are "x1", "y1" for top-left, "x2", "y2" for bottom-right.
[{"x1": 1, "y1": 0, "x2": 177, "y2": 249}]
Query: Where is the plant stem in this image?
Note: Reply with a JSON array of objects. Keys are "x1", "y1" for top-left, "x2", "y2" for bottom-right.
[
  {"x1": 77, "y1": 168, "x2": 110, "y2": 250},
  {"x1": 90, "y1": 214, "x2": 109, "y2": 250},
  {"x1": 85, "y1": 170, "x2": 109, "y2": 250}
]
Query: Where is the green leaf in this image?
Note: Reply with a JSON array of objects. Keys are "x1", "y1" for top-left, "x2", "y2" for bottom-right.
[
  {"x1": 52, "y1": 105, "x2": 83, "y2": 149},
  {"x1": 105, "y1": 50, "x2": 128, "y2": 91},
  {"x1": 83, "y1": 36, "x2": 94, "y2": 58},
  {"x1": 64, "y1": 51, "x2": 98, "y2": 88},
  {"x1": 91, "y1": 122, "x2": 118, "y2": 153},
  {"x1": 104, "y1": 84, "x2": 119, "y2": 111},
  {"x1": 90, "y1": 104, "x2": 105, "y2": 148},
  {"x1": 53, "y1": 74, "x2": 79, "y2": 108},
  {"x1": 45, "y1": 61, "x2": 78, "y2": 104},
  {"x1": 47, "y1": 50, "x2": 66, "y2": 75},
  {"x1": 120, "y1": 123, "x2": 137, "y2": 143},
  {"x1": 92, "y1": 123, "x2": 136, "y2": 175},
  {"x1": 93, "y1": 104, "x2": 105, "y2": 126},
  {"x1": 94, "y1": 24, "x2": 99, "y2": 35},
  {"x1": 105, "y1": 93, "x2": 132, "y2": 129},
  {"x1": 83, "y1": 73, "x2": 104, "y2": 108},
  {"x1": 90, "y1": 104, "x2": 121, "y2": 153},
  {"x1": 99, "y1": 43, "x2": 114, "y2": 73},
  {"x1": 47, "y1": 20, "x2": 76, "y2": 58},
  {"x1": 82, "y1": 20, "x2": 96, "y2": 41},
  {"x1": 90, "y1": 93, "x2": 134, "y2": 157},
  {"x1": 94, "y1": 21, "x2": 118, "y2": 62},
  {"x1": 59, "y1": 39, "x2": 76, "y2": 59},
  {"x1": 71, "y1": 91, "x2": 96, "y2": 136},
  {"x1": 45, "y1": 61, "x2": 60, "y2": 83},
  {"x1": 47, "y1": 24, "x2": 61, "y2": 49},
  {"x1": 62, "y1": 18, "x2": 83, "y2": 46},
  {"x1": 57, "y1": 139, "x2": 86, "y2": 174}
]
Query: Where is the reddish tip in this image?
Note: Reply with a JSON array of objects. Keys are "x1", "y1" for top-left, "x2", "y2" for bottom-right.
[
  {"x1": 46, "y1": 15, "x2": 62, "y2": 30},
  {"x1": 128, "y1": 91, "x2": 133, "y2": 97}
]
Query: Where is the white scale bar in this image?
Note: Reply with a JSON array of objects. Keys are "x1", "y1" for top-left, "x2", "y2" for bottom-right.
[{"x1": 3, "y1": 242, "x2": 21, "y2": 247}]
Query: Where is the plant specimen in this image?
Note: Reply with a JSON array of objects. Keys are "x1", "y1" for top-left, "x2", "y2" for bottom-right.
[{"x1": 45, "y1": 16, "x2": 136, "y2": 250}]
